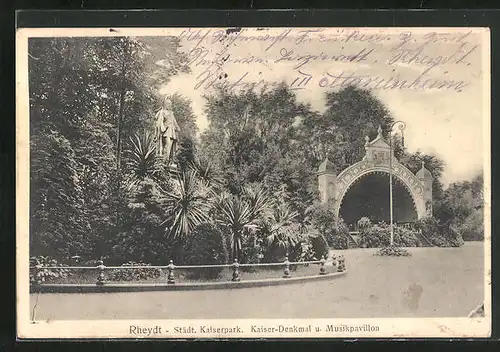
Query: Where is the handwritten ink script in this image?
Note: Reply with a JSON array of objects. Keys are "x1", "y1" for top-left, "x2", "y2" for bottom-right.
[{"x1": 169, "y1": 28, "x2": 482, "y2": 93}]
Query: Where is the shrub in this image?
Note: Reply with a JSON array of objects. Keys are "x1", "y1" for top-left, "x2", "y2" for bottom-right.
[
  {"x1": 459, "y1": 209, "x2": 484, "y2": 241},
  {"x1": 108, "y1": 229, "x2": 181, "y2": 265},
  {"x1": 304, "y1": 203, "x2": 350, "y2": 249},
  {"x1": 359, "y1": 223, "x2": 391, "y2": 248},
  {"x1": 446, "y1": 225, "x2": 465, "y2": 247},
  {"x1": 239, "y1": 231, "x2": 265, "y2": 272},
  {"x1": 468, "y1": 303, "x2": 485, "y2": 318},
  {"x1": 310, "y1": 234, "x2": 329, "y2": 260},
  {"x1": 357, "y1": 217, "x2": 372, "y2": 230},
  {"x1": 182, "y1": 223, "x2": 228, "y2": 279},
  {"x1": 332, "y1": 218, "x2": 350, "y2": 249},
  {"x1": 287, "y1": 235, "x2": 315, "y2": 263},
  {"x1": 415, "y1": 216, "x2": 464, "y2": 247},
  {"x1": 415, "y1": 216, "x2": 438, "y2": 237},
  {"x1": 30, "y1": 256, "x2": 71, "y2": 284},
  {"x1": 107, "y1": 261, "x2": 162, "y2": 282},
  {"x1": 358, "y1": 222, "x2": 422, "y2": 248},
  {"x1": 306, "y1": 202, "x2": 335, "y2": 245},
  {"x1": 307, "y1": 202, "x2": 336, "y2": 234},
  {"x1": 394, "y1": 226, "x2": 421, "y2": 247},
  {"x1": 415, "y1": 217, "x2": 446, "y2": 247}
]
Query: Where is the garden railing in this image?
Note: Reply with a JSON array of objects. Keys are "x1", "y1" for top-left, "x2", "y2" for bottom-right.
[{"x1": 30, "y1": 255, "x2": 347, "y2": 286}]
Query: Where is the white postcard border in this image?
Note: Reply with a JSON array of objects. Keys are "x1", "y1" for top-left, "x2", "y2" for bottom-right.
[{"x1": 16, "y1": 27, "x2": 492, "y2": 339}]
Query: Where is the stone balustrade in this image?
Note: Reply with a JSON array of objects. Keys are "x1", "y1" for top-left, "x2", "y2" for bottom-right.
[{"x1": 30, "y1": 255, "x2": 347, "y2": 289}]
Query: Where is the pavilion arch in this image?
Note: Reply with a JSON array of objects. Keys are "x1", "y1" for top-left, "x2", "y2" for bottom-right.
[
  {"x1": 335, "y1": 166, "x2": 423, "y2": 223},
  {"x1": 317, "y1": 126, "x2": 433, "y2": 227}
]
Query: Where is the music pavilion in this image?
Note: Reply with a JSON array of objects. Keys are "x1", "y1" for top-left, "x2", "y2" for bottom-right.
[{"x1": 317, "y1": 127, "x2": 433, "y2": 242}]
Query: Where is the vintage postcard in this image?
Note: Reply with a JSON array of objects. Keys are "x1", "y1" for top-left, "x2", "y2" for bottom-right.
[{"x1": 16, "y1": 26, "x2": 491, "y2": 339}]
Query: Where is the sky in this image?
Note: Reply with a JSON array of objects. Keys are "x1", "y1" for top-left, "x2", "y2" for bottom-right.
[{"x1": 159, "y1": 27, "x2": 488, "y2": 185}]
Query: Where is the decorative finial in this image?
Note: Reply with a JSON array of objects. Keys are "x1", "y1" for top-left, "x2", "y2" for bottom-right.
[
  {"x1": 421, "y1": 160, "x2": 425, "y2": 169},
  {"x1": 377, "y1": 125, "x2": 382, "y2": 137}
]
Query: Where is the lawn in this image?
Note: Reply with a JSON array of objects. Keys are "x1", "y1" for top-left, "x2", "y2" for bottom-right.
[{"x1": 29, "y1": 242, "x2": 485, "y2": 320}]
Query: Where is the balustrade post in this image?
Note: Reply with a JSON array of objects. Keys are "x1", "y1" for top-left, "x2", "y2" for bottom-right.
[
  {"x1": 331, "y1": 253, "x2": 337, "y2": 268},
  {"x1": 337, "y1": 255, "x2": 345, "y2": 273},
  {"x1": 34, "y1": 264, "x2": 42, "y2": 285},
  {"x1": 283, "y1": 256, "x2": 291, "y2": 278},
  {"x1": 319, "y1": 255, "x2": 326, "y2": 275},
  {"x1": 167, "y1": 260, "x2": 175, "y2": 284},
  {"x1": 96, "y1": 260, "x2": 106, "y2": 285},
  {"x1": 232, "y1": 258, "x2": 240, "y2": 282}
]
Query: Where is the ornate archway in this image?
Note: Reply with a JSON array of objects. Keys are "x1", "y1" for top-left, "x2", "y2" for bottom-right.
[{"x1": 317, "y1": 127, "x2": 433, "y2": 225}]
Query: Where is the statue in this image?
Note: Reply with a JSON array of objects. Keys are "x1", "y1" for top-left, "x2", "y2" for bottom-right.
[{"x1": 155, "y1": 96, "x2": 180, "y2": 160}]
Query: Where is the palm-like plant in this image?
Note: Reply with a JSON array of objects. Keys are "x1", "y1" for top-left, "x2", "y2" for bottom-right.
[
  {"x1": 124, "y1": 132, "x2": 163, "y2": 192},
  {"x1": 214, "y1": 184, "x2": 273, "y2": 260},
  {"x1": 189, "y1": 156, "x2": 223, "y2": 195},
  {"x1": 214, "y1": 195, "x2": 253, "y2": 260},
  {"x1": 242, "y1": 183, "x2": 275, "y2": 221},
  {"x1": 162, "y1": 170, "x2": 211, "y2": 239},
  {"x1": 259, "y1": 201, "x2": 300, "y2": 254}
]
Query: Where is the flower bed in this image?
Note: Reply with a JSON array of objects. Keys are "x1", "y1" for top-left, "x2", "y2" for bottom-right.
[{"x1": 374, "y1": 245, "x2": 412, "y2": 257}]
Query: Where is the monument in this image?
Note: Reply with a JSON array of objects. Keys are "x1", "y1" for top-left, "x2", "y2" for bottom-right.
[{"x1": 155, "y1": 96, "x2": 180, "y2": 161}]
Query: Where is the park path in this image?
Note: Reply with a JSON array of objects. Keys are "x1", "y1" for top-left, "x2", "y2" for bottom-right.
[{"x1": 29, "y1": 242, "x2": 485, "y2": 320}]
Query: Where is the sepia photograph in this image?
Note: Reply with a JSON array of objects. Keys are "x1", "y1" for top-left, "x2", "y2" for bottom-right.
[{"x1": 16, "y1": 26, "x2": 491, "y2": 338}]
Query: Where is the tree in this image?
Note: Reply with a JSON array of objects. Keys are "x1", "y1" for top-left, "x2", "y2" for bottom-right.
[
  {"x1": 437, "y1": 172, "x2": 484, "y2": 240},
  {"x1": 303, "y1": 201, "x2": 350, "y2": 249},
  {"x1": 110, "y1": 177, "x2": 174, "y2": 265},
  {"x1": 74, "y1": 120, "x2": 118, "y2": 259},
  {"x1": 169, "y1": 93, "x2": 198, "y2": 140},
  {"x1": 299, "y1": 86, "x2": 395, "y2": 173},
  {"x1": 28, "y1": 36, "x2": 190, "y2": 262},
  {"x1": 29, "y1": 38, "x2": 101, "y2": 137},
  {"x1": 30, "y1": 128, "x2": 88, "y2": 259},
  {"x1": 176, "y1": 137, "x2": 198, "y2": 172},
  {"x1": 397, "y1": 149, "x2": 446, "y2": 201},
  {"x1": 200, "y1": 84, "x2": 318, "y2": 217},
  {"x1": 296, "y1": 85, "x2": 446, "y2": 205}
]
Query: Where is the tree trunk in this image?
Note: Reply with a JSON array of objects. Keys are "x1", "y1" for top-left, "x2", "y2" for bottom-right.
[
  {"x1": 116, "y1": 49, "x2": 128, "y2": 171},
  {"x1": 114, "y1": 41, "x2": 129, "y2": 229}
]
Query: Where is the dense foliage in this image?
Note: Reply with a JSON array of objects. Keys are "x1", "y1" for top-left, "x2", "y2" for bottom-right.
[
  {"x1": 310, "y1": 234, "x2": 330, "y2": 260},
  {"x1": 359, "y1": 222, "x2": 421, "y2": 248},
  {"x1": 182, "y1": 223, "x2": 228, "y2": 279},
  {"x1": 29, "y1": 256, "x2": 71, "y2": 284},
  {"x1": 415, "y1": 217, "x2": 464, "y2": 248},
  {"x1": 305, "y1": 202, "x2": 349, "y2": 249},
  {"x1": 29, "y1": 37, "x2": 192, "y2": 263},
  {"x1": 437, "y1": 173, "x2": 484, "y2": 241},
  {"x1": 107, "y1": 262, "x2": 162, "y2": 282}
]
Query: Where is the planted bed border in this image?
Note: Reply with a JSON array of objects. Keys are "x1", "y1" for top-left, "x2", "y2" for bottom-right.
[
  {"x1": 30, "y1": 255, "x2": 347, "y2": 293},
  {"x1": 30, "y1": 271, "x2": 348, "y2": 293}
]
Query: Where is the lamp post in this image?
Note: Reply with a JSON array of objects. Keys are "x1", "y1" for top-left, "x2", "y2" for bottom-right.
[{"x1": 388, "y1": 121, "x2": 406, "y2": 246}]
